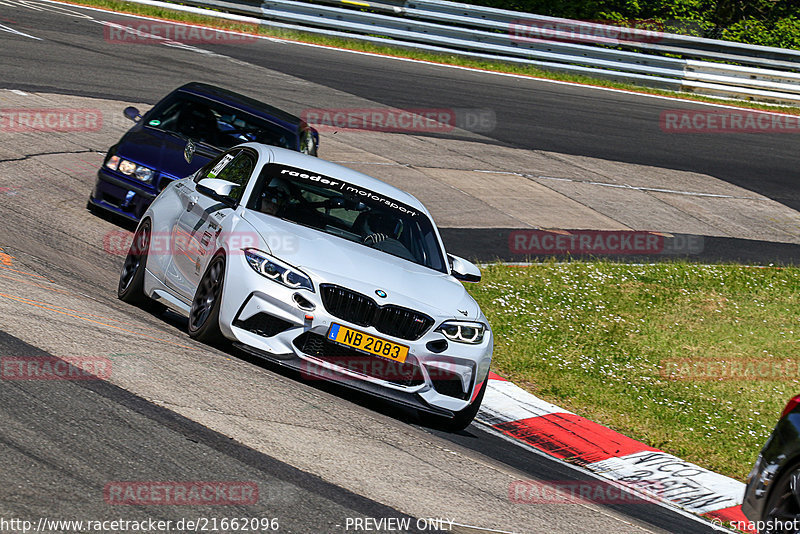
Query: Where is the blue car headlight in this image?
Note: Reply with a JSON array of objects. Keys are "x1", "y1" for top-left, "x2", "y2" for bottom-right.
[
  {"x1": 437, "y1": 321, "x2": 486, "y2": 344},
  {"x1": 106, "y1": 155, "x2": 155, "y2": 183},
  {"x1": 244, "y1": 248, "x2": 313, "y2": 292}
]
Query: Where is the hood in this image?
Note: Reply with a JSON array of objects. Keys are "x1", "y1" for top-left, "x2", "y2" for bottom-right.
[
  {"x1": 241, "y1": 211, "x2": 479, "y2": 320},
  {"x1": 115, "y1": 125, "x2": 216, "y2": 180}
]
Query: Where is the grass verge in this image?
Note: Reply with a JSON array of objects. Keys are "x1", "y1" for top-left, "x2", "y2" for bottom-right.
[
  {"x1": 57, "y1": 0, "x2": 800, "y2": 115},
  {"x1": 467, "y1": 261, "x2": 800, "y2": 481}
]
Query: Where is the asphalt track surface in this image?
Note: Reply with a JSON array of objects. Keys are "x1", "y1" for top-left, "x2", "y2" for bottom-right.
[{"x1": 0, "y1": 1, "x2": 757, "y2": 532}]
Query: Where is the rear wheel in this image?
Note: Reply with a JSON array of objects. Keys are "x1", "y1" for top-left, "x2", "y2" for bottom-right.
[
  {"x1": 762, "y1": 464, "x2": 800, "y2": 534},
  {"x1": 188, "y1": 255, "x2": 226, "y2": 343}
]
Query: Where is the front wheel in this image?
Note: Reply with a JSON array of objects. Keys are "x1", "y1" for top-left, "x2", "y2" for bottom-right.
[
  {"x1": 761, "y1": 464, "x2": 800, "y2": 534},
  {"x1": 188, "y1": 255, "x2": 226, "y2": 343},
  {"x1": 118, "y1": 221, "x2": 151, "y2": 305},
  {"x1": 421, "y1": 377, "x2": 488, "y2": 433}
]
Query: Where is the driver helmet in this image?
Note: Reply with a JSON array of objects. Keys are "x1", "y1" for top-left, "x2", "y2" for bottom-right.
[
  {"x1": 364, "y1": 211, "x2": 400, "y2": 239},
  {"x1": 259, "y1": 178, "x2": 291, "y2": 216}
]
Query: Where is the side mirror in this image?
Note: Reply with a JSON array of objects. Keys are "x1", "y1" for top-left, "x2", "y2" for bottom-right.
[
  {"x1": 196, "y1": 178, "x2": 238, "y2": 207},
  {"x1": 123, "y1": 106, "x2": 141, "y2": 122},
  {"x1": 449, "y1": 254, "x2": 481, "y2": 283}
]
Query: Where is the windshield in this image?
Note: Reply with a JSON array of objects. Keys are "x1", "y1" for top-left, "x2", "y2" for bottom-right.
[
  {"x1": 143, "y1": 92, "x2": 298, "y2": 151},
  {"x1": 247, "y1": 164, "x2": 447, "y2": 273}
]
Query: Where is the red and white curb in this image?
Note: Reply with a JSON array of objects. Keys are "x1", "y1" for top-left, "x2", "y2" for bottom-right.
[{"x1": 477, "y1": 372, "x2": 749, "y2": 529}]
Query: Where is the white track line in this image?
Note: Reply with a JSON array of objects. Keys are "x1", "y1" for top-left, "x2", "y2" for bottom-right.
[{"x1": 0, "y1": 22, "x2": 41, "y2": 39}]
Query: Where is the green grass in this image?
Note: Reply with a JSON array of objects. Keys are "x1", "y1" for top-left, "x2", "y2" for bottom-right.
[
  {"x1": 467, "y1": 261, "x2": 800, "y2": 480},
  {"x1": 61, "y1": 0, "x2": 800, "y2": 114}
]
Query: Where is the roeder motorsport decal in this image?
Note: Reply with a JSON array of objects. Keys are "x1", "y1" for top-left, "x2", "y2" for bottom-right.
[{"x1": 276, "y1": 166, "x2": 419, "y2": 217}]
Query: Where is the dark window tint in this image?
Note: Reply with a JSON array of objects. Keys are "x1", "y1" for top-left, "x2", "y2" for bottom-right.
[
  {"x1": 145, "y1": 92, "x2": 298, "y2": 151},
  {"x1": 247, "y1": 164, "x2": 446, "y2": 273}
]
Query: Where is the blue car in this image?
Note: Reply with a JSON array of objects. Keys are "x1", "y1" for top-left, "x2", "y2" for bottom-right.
[{"x1": 88, "y1": 82, "x2": 319, "y2": 221}]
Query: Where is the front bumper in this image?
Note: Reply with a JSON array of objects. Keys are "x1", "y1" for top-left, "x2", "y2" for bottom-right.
[
  {"x1": 218, "y1": 253, "x2": 493, "y2": 415},
  {"x1": 89, "y1": 168, "x2": 157, "y2": 221}
]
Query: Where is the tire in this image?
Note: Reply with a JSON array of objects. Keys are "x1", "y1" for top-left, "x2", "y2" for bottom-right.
[
  {"x1": 421, "y1": 377, "x2": 488, "y2": 432},
  {"x1": 118, "y1": 221, "x2": 152, "y2": 305},
  {"x1": 188, "y1": 254, "x2": 226, "y2": 344},
  {"x1": 761, "y1": 463, "x2": 800, "y2": 534}
]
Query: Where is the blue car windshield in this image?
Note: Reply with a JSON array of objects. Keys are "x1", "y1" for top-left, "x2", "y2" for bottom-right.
[
  {"x1": 248, "y1": 164, "x2": 448, "y2": 273},
  {"x1": 144, "y1": 92, "x2": 298, "y2": 151}
]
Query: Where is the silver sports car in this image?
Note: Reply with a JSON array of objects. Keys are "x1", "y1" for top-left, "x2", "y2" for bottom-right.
[{"x1": 118, "y1": 142, "x2": 493, "y2": 430}]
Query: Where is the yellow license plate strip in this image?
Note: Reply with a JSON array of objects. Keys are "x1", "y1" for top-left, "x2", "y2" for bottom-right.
[{"x1": 326, "y1": 324, "x2": 409, "y2": 363}]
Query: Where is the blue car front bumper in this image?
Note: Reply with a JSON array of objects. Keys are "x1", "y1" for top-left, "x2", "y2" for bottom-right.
[{"x1": 89, "y1": 168, "x2": 158, "y2": 221}]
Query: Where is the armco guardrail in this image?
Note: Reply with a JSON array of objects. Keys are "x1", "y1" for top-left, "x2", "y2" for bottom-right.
[
  {"x1": 125, "y1": 0, "x2": 800, "y2": 104},
  {"x1": 402, "y1": 0, "x2": 800, "y2": 71}
]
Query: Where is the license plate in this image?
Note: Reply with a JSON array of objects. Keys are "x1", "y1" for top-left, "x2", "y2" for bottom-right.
[{"x1": 326, "y1": 324, "x2": 409, "y2": 363}]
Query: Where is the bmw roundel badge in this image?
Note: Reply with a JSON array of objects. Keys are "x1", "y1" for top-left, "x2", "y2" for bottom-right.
[{"x1": 375, "y1": 289, "x2": 387, "y2": 298}]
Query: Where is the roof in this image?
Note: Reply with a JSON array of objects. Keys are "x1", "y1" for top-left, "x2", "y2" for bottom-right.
[{"x1": 176, "y1": 82, "x2": 307, "y2": 131}]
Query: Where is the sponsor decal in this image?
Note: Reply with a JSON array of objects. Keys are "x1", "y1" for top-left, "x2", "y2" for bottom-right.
[
  {"x1": 587, "y1": 451, "x2": 743, "y2": 514},
  {"x1": 277, "y1": 166, "x2": 419, "y2": 217},
  {"x1": 208, "y1": 153, "x2": 235, "y2": 178}
]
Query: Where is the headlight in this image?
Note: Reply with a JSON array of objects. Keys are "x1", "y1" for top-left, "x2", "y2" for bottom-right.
[
  {"x1": 244, "y1": 248, "x2": 313, "y2": 292},
  {"x1": 118, "y1": 159, "x2": 136, "y2": 175},
  {"x1": 105, "y1": 155, "x2": 120, "y2": 171},
  {"x1": 135, "y1": 166, "x2": 154, "y2": 182},
  {"x1": 109, "y1": 156, "x2": 155, "y2": 183},
  {"x1": 437, "y1": 321, "x2": 486, "y2": 344}
]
